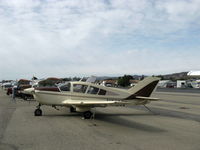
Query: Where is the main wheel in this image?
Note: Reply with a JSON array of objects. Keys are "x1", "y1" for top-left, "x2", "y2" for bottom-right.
[
  {"x1": 83, "y1": 111, "x2": 93, "y2": 119},
  {"x1": 70, "y1": 106, "x2": 76, "y2": 113},
  {"x1": 34, "y1": 108, "x2": 42, "y2": 116}
]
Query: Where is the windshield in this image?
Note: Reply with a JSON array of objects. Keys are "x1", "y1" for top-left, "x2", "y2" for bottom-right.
[
  {"x1": 59, "y1": 83, "x2": 71, "y2": 92},
  {"x1": 73, "y1": 84, "x2": 88, "y2": 93}
]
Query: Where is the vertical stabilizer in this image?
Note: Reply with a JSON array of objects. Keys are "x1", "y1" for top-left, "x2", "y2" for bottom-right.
[{"x1": 127, "y1": 77, "x2": 160, "y2": 99}]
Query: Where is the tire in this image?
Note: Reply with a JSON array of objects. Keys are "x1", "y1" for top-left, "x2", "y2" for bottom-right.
[
  {"x1": 83, "y1": 111, "x2": 93, "y2": 119},
  {"x1": 34, "y1": 109, "x2": 42, "y2": 116}
]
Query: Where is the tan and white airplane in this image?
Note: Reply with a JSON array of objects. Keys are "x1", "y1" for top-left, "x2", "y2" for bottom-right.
[{"x1": 24, "y1": 77, "x2": 160, "y2": 119}]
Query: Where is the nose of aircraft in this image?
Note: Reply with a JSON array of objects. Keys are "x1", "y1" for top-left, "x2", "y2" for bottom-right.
[{"x1": 23, "y1": 88, "x2": 35, "y2": 94}]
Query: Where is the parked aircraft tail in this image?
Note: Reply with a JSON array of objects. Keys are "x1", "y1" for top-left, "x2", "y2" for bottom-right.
[{"x1": 126, "y1": 77, "x2": 160, "y2": 99}]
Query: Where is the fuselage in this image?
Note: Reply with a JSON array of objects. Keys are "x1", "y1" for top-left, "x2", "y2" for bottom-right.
[{"x1": 34, "y1": 81, "x2": 130, "y2": 106}]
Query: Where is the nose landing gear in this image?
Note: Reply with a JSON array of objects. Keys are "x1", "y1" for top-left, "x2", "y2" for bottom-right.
[{"x1": 34, "y1": 104, "x2": 42, "y2": 116}]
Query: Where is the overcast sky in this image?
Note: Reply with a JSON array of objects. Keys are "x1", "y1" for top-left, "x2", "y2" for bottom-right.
[{"x1": 0, "y1": 0, "x2": 200, "y2": 80}]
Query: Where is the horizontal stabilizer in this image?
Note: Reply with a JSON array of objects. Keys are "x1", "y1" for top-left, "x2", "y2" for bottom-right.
[{"x1": 135, "y1": 96, "x2": 159, "y2": 101}]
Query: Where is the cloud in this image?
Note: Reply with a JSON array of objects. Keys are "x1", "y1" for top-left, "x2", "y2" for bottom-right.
[{"x1": 0, "y1": 0, "x2": 200, "y2": 80}]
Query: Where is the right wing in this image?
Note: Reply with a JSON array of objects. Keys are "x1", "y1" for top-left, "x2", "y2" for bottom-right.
[
  {"x1": 62, "y1": 99, "x2": 128, "y2": 107},
  {"x1": 61, "y1": 98, "x2": 153, "y2": 107}
]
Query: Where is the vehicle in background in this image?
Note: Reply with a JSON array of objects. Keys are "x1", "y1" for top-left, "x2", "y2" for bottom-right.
[
  {"x1": 2, "y1": 82, "x2": 13, "y2": 90},
  {"x1": 176, "y1": 80, "x2": 187, "y2": 88},
  {"x1": 6, "y1": 79, "x2": 33, "y2": 100},
  {"x1": 187, "y1": 71, "x2": 200, "y2": 88}
]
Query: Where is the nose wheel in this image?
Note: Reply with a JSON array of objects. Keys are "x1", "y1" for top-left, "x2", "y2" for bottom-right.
[{"x1": 34, "y1": 104, "x2": 42, "y2": 116}]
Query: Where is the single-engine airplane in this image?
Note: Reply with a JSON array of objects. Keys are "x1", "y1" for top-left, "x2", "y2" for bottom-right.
[{"x1": 25, "y1": 77, "x2": 160, "y2": 119}]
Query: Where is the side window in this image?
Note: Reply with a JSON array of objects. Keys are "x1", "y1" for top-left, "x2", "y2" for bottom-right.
[
  {"x1": 87, "y1": 86, "x2": 99, "y2": 94},
  {"x1": 98, "y1": 89, "x2": 106, "y2": 95},
  {"x1": 59, "y1": 83, "x2": 71, "y2": 91},
  {"x1": 73, "y1": 84, "x2": 88, "y2": 93}
]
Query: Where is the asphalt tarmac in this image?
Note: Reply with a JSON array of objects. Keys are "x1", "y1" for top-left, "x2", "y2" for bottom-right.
[
  {"x1": 157, "y1": 88, "x2": 200, "y2": 94},
  {"x1": 0, "y1": 89, "x2": 199, "y2": 150}
]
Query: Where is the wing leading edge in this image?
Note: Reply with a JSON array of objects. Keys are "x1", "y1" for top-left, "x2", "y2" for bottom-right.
[
  {"x1": 62, "y1": 97, "x2": 158, "y2": 107},
  {"x1": 62, "y1": 100, "x2": 126, "y2": 105}
]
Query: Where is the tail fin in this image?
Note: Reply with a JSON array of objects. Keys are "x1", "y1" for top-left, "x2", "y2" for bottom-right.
[{"x1": 126, "y1": 77, "x2": 160, "y2": 99}]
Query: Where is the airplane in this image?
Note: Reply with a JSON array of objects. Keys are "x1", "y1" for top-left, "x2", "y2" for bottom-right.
[
  {"x1": 24, "y1": 76, "x2": 160, "y2": 119},
  {"x1": 187, "y1": 71, "x2": 200, "y2": 76}
]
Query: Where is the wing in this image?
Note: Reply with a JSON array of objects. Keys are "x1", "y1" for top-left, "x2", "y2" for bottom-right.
[
  {"x1": 62, "y1": 99, "x2": 127, "y2": 107},
  {"x1": 62, "y1": 96, "x2": 159, "y2": 107}
]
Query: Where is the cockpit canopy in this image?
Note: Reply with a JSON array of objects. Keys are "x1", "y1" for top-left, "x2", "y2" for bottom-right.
[{"x1": 58, "y1": 82, "x2": 118, "y2": 96}]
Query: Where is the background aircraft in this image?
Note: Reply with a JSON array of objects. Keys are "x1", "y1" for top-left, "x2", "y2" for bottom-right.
[{"x1": 187, "y1": 71, "x2": 200, "y2": 76}]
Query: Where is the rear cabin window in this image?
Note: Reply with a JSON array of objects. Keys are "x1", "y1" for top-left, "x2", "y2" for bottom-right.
[
  {"x1": 98, "y1": 89, "x2": 106, "y2": 95},
  {"x1": 73, "y1": 84, "x2": 88, "y2": 93},
  {"x1": 87, "y1": 86, "x2": 99, "y2": 94},
  {"x1": 59, "y1": 83, "x2": 71, "y2": 91}
]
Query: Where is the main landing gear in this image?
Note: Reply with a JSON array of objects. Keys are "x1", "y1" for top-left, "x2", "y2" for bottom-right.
[
  {"x1": 83, "y1": 111, "x2": 93, "y2": 119},
  {"x1": 70, "y1": 106, "x2": 76, "y2": 113},
  {"x1": 34, "y1": 104, "x2": 42, "y2": 116},
  {"x1": 69, "y1": 107, "x2": 93, "y2": 119}
]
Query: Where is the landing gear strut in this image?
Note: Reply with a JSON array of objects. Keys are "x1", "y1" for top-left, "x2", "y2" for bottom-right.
[
  {"x1": 34, "y1": 104, "x2": 42, "y2": 116},
  {"x1": 83, "y1": 111, "x2": 93, "y2": 119},
  {"x1": 70, "y1": 106, "x2": 76, "y2": 113}
]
